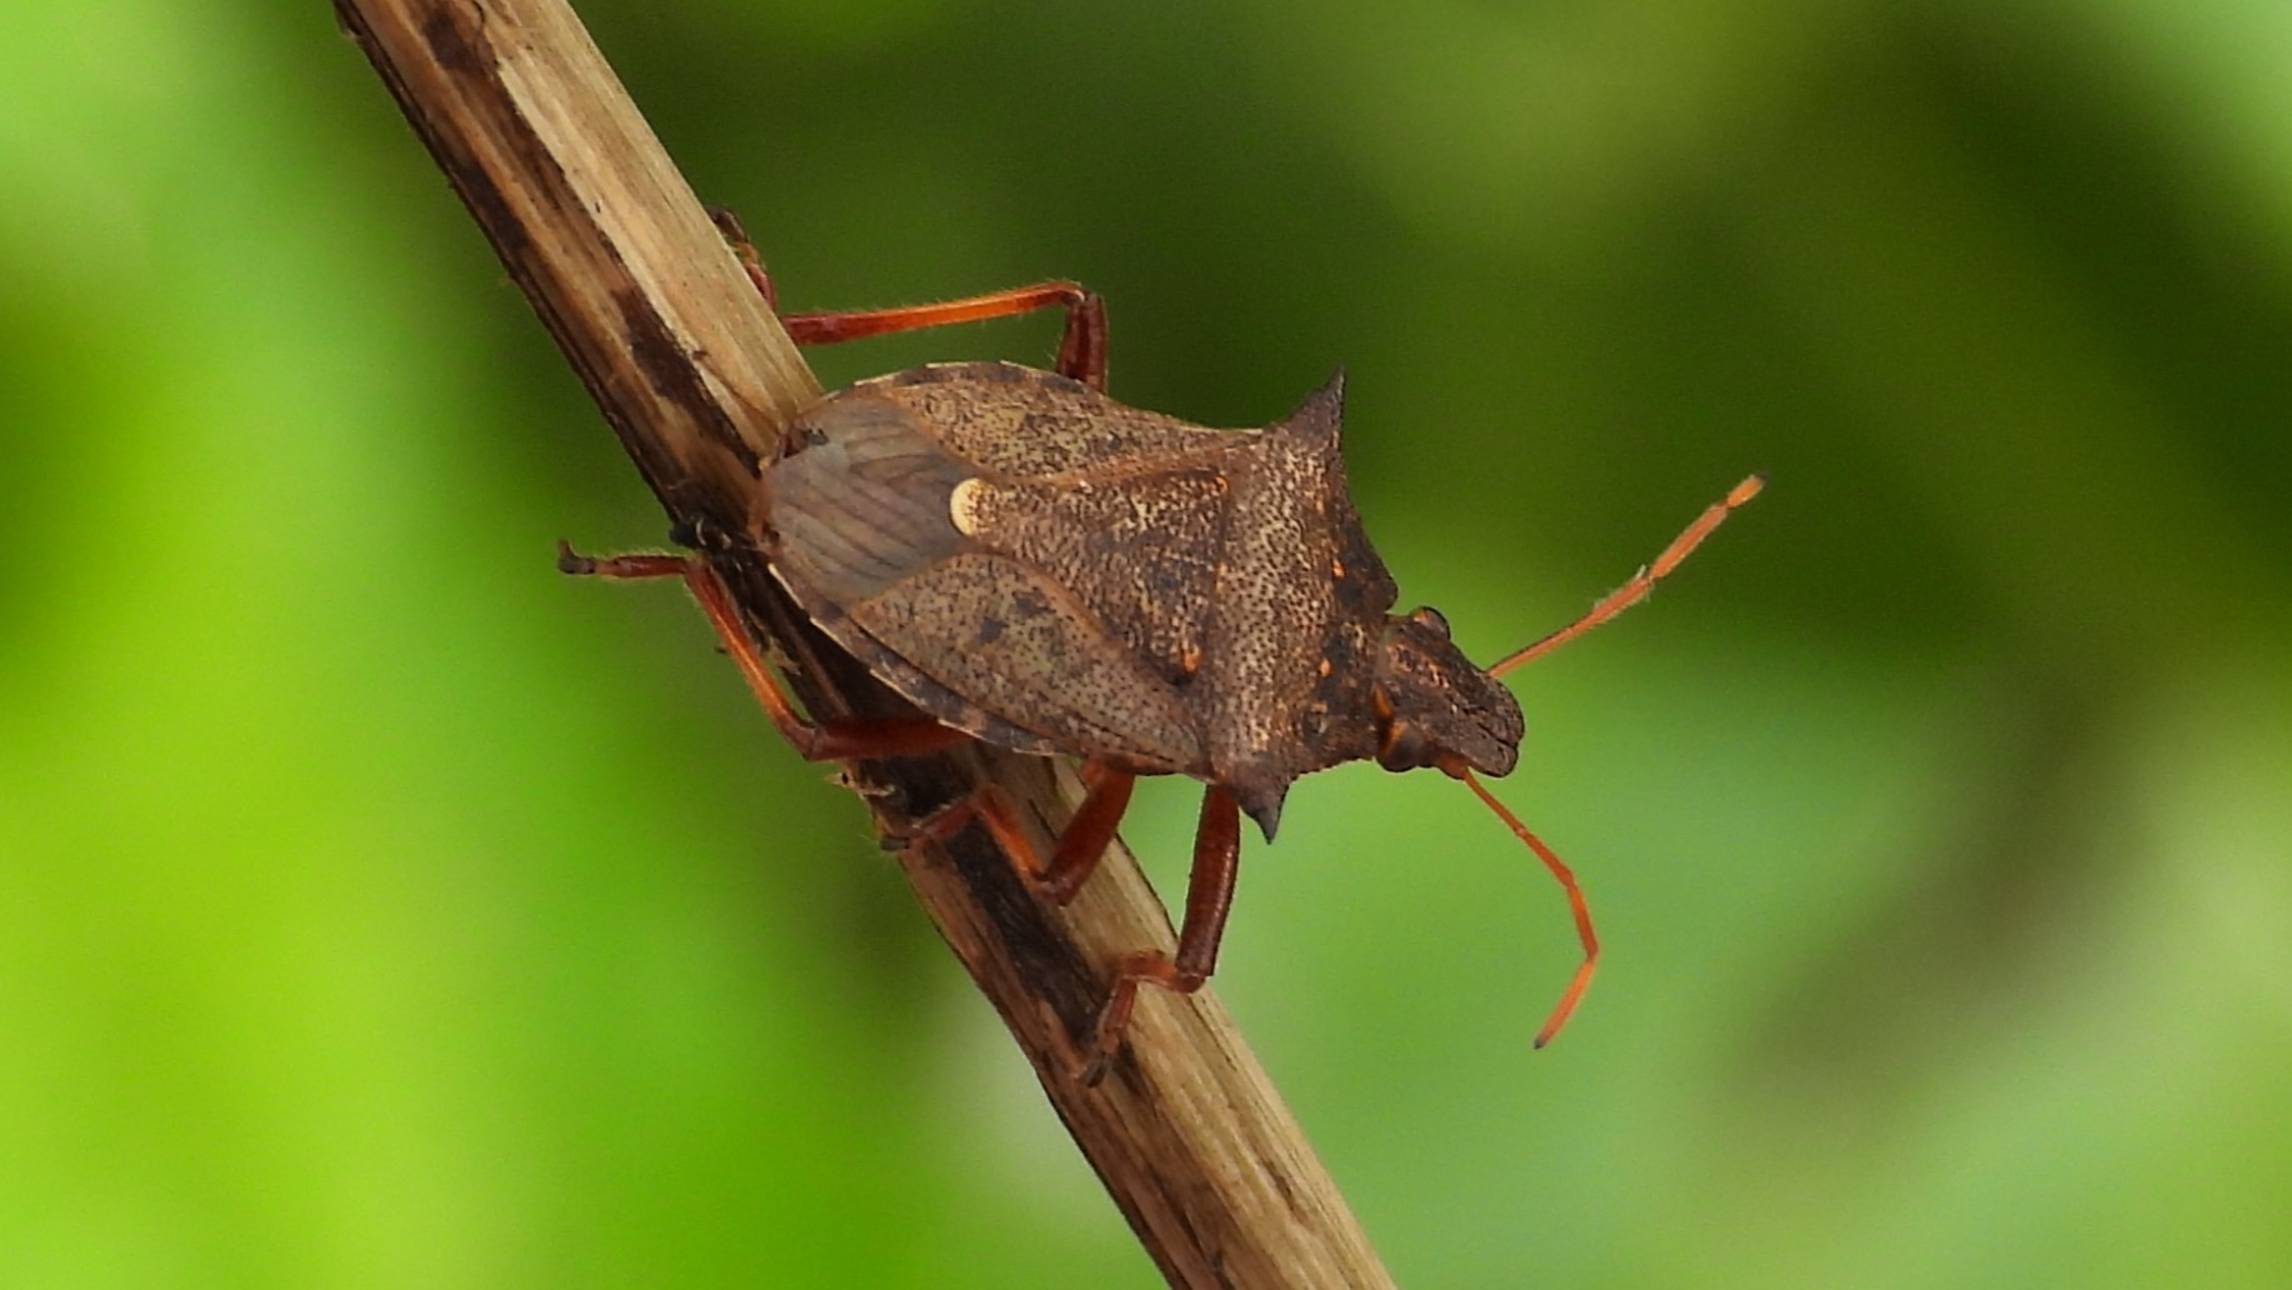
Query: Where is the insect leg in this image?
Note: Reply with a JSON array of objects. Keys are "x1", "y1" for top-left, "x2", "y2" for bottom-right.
[
  {"x1": 1080, "y1": 786, "x2": 1240, "y2": 1085},
  {"x1": 706, "y1": 210, "x2": 1109, "y2": 387},
  {"x1": 899, "y1": 761, "x2": 1136, "y2": 905},
  {"x1": 708, "y1": 208, "x2": 780, "y2": 311},
  {"x1": 557, "y1": 541, "x2": 971, "y2": 761},
  {"x1": 1041, "y1": 762, "x2": 1137, "y2": 904},
  {"x1": 899, "y1": 783, "x2": 1040, "y2": 862},
  {"x1": 775, "y1": 284, "x2": 1108, "y2": 391}
]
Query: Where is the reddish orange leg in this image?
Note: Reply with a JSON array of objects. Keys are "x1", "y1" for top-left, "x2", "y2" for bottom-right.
[
  {"x1": 897, "y1": 783, "x2": 1037, "y2": 858},
  {"x1": 710, "y1": 209, "x2": 781, "y2": 311},
  {"x1": 782, "y1": 283, "x2": 1108, "y2": 391},
  {"x1": 707, "y1": 210, "x2": 1108, "y2": 390},
  {"x1": 1042, "y1": 762, "x2": 1137, "y2": 903},
  {"x1": 556, "y1": 542, "x2": 971, "y2": 761},
  {"x1": 1080, "y1": 786, "x2": 1241, "y2": 1085},
  {"x1": 902, "y1": 761, "x2": 1137, "y2": 905},
  {"x1": 1490, "y1": 474, "x2": 1766, "y2": 678}
]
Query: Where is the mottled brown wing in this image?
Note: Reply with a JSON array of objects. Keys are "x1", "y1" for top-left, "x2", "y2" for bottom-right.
[
  {"x1": 764, "y1": 365, "x2": 1217, "y2": 772},
  {"x1": 864, "y1": 362, "x2": 1248, "y2": 687},
  {"x1": 949, "y1": 471, "x2": 1228, "y2": 688},
  {"x1": 844, "y1": 552, "x2": 1203, "y2": 769},
  {"x1": 760, "y1": 388, "x2": 1055, "y2": 756}
]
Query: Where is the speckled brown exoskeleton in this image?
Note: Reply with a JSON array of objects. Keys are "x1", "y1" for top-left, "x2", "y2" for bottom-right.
[{"x1": 561, "y1": 236, "x2": 1762, "y2": 1082}]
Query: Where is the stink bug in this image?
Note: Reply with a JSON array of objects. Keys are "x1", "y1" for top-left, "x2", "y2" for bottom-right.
[{"x1": 562, "y1": 230, "x2": 1761, "y2": 1081}]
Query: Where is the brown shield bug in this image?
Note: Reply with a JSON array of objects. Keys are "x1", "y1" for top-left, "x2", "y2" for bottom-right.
[{"x1": 562, "y1": 229, "x2": 1762, "y2": 1081}]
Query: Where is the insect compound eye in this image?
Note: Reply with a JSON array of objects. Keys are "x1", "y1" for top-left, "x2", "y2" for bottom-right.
[
  {"x1": 1409, "y1": 606, "x2": 1451, "y2": 639},
  {"x1": 1376, "y1": 721, "x2": 1433, "y2": 772}
]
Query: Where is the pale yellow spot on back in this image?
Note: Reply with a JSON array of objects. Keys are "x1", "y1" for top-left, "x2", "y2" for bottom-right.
[{"x1": 949, "y1": 476, "x2": 988, "y2": 536}]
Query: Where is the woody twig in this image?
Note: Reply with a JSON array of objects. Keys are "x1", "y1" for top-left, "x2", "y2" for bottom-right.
[{"x1": 334, "y1": 1, "x2": 1392, "y2": 1285}]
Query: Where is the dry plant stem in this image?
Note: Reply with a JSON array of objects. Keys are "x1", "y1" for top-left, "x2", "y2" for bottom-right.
[{"x1": 335, "y1": 1, "x2": 1394, "y2": 1285}]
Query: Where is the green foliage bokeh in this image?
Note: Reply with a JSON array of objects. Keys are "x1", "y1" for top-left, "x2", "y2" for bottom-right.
[{"x1": 4, "y1": 1, "x2": 2289, "y2": 1286}]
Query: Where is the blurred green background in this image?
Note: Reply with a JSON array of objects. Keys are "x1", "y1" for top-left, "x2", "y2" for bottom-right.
[{"x1": 5, "y1": 1, "x2": 2289, "y2": 1286}]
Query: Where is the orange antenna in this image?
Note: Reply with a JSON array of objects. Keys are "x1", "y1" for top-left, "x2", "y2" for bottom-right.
[
  {"x1": 1453, "y1": 764, "x2": 1598, "y2": 1049},
  {"x1": 1490, "y1": 474, "x2": 1765, "y2": 679}
]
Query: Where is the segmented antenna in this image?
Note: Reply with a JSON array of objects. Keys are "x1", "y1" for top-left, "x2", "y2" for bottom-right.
[{"x1": 1490, "y1": 474, "x2": 1765, "y2": 679}]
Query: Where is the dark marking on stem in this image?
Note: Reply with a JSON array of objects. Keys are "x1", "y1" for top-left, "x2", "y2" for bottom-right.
[
  {"x1": 419, "y1": 4, "x2": 487, "y2": 77},
  {"x1": 942, "y1": 827, "x2": 1098, "y2": 1028},
  {"x1": 1260, "y1": 1153, "x2": 1307, "y2": 1223},
  {"x1": 614, "y1": 288, "x2": 756, "y2": 472}
]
